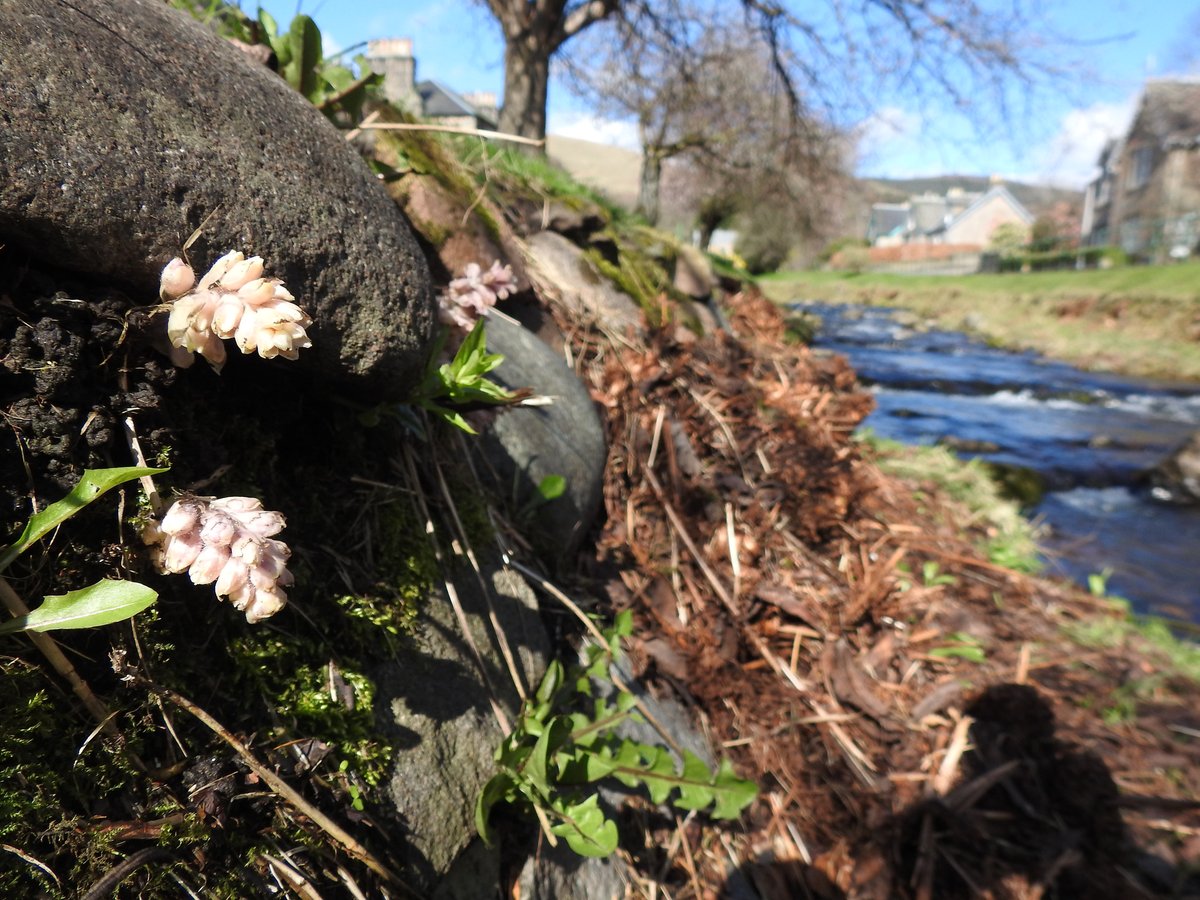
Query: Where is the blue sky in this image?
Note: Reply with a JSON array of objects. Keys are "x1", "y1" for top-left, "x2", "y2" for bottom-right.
[{"x1": 256, "y1": 0, "x2": 1199, "y2": 189}]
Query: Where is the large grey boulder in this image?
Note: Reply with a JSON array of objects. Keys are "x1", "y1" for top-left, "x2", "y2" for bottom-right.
[
  {"x1": 0, "y1": 0, "x2": 433, "y2": 393},
  {"x1": 475, "y1": 314, "x2": 608, "y2": 560},
  {"x1": 373, "y1": 564, "x2": 549, "y2": 888}
]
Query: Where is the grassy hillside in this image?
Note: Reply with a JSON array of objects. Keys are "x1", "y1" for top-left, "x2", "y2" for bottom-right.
[
  {"x1": 761, "y1": 263, "x2": 1200, "y2": 381},
  {"x1": 546, "y1": 134, "x2": 641, "y2": 211}
]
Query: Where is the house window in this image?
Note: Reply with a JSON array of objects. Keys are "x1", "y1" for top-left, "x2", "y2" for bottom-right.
[{"x1": 1127, "y1": 146, "x2": 1153, "y2": 191}]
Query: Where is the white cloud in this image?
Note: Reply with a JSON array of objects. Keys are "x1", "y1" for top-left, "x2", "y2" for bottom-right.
[
  {"x1": 1023, "y1": 95, "x2": 1138, "y2": 188},
  {"x1": 857, "y1": 106, "x2": 921, "y2": 148},
  {"x1": 548, "y1": 111, "x2": 641, "y2": 151},
  {"x1": 322, "y1": 33, "x2": 344, "y2": 61},
  {"x1": 853, "y1": 106, "x2": 937, "y2": 176}
]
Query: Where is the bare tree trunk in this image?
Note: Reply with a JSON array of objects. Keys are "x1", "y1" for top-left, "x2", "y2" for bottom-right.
[
  {"x1": 638, "y1": 150, "x2": 663, "y2": 225},
  {"x1": 497, "y1": 35, "x2": 551, "y2": 145}
]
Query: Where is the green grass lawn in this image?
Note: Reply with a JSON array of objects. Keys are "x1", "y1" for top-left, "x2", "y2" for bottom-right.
[{"x1": 759, "y1": 263, "x2": 1200, "y2": 382}]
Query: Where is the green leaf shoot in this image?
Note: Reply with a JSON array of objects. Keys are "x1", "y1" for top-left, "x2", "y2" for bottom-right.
[
  {"x1": 0, "y1": 466, "x2": 166, "y2": 572},
  {"x1": 0, "y1": 579, "x2": 157, "y2": 635}
]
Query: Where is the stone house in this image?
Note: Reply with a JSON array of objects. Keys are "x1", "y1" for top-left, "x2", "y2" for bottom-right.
[
  {"x1": 867, "y1": 182, "x2": 1033, "y2": 249},
  {"x1": 363, "y1": 38, "x2": 498, "y2": 131},
  {"x1": 1080, "y1": 79, "x2": 1200, "y2": 259}
]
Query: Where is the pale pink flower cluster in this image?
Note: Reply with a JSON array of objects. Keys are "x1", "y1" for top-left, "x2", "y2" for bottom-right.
[
  {"x1": 144, "y1": 496, "x2": 293, "y2": 623},
  {"x1": 160, "y1": 252, "x2": 312, "y2": 372},
  {"x1": 437, "y1": 261, "x2": 516, "y2": 333}
]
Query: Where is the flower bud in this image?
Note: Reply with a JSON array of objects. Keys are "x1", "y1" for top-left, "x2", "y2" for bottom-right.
[
  {"x1": 234, "y1": 307, "x2": 259, "y2": 353},
  {"x1": 245, "y1": 587, "x2": 287, "y2": 623},
  {"x1": 160, "y1": 258, "x2": 196, "y2": 300},
  {"x1": 236, "y1": 278, "x2": 277, "y2": 307},
  {"x1": 200, "y1": 512, "x2": 238, "y2": 547},
  {"x1": 211, "y1": 497, "x2": 264, "y2": 513},
  {"x1": 211, "y1": 296, "x2": 246, "y2": 339},
  {"x1": 162, "y1": 530, "x2": 204, "y2": 574},
  {"x1": 221, "y1": 256, "x2": 264, "y2": 291},
  {"x1": 197, "y1": 251, "x2": 244, "y2": 290},
  {"x1": 215, "y1": 560, "x2": 250, "y2": 597},
  {"x1": 189, "y1": 543, "x2": 231, "y2": 585},
  {"x1": 242, "y1": 510, "x2": 286, "y2": 538},
  {"x1": 159, "y1": 499, "x2": 201, "y2": 536}
]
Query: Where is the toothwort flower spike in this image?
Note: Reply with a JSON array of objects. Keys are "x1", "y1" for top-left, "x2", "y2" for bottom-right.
[
  {"x1": 160, "y1": 252, "x2": 313, "y2": 372},
  {"x1": 437, "y1": 259, "x2": 516, "y2": 337},
  {"x1": 145, "y1": 496, "x2": 292, "y2": 623}
]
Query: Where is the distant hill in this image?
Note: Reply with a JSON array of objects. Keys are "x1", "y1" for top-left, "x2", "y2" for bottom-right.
[
  {"x1": 546, "y1": 135, "x2": 641, "y2": 211},
  {"x1": 539, "y1": 142, "x2": 1085, "y2": 245},
  {"x1": 860, "y1": 175, "x2": 1083, "y2": 220}
]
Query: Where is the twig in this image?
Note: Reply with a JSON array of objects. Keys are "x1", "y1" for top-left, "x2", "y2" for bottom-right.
[
  {"x1": 262, "y1": 853, "x2": 325, "y2": 900},
  {"x1": 315, "y1": 72, "x2": 378, "y2": 112},
  {"x1": 343, "y1": 109, "x2": 381, "y2": 142},
  {"x1": 433, "y1": 444, "x2": 528, "y2": 702},
  {"x1": 1, "y1": 844, "x2": 60, "y2": 890},
  {"x1": 356, "y1": 122, "x2": 545, "y2": 146},
  {"x1": 0, "y1": 576, "x2": 138, "y2": 758},
  {"x1": 80, "y1": 847, "x2": 176, "y2": 900},
  {"x1": 724, "y1": 502, "x2": 741, "y2": 603},
  {"x1": 644, "y1": 468, "x2": 739, "y2": 617},
  {"x1": 400, "y1": 445, "x2": 511, "y2": 734},
  {"x1": 931, "y1": 714, "x2": 973, "y2": 796},
  {"x1": 140, "y1": 680, "x2": 413, "y2": 892}
]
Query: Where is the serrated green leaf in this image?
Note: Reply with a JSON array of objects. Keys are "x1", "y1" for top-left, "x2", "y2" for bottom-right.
[
  {"x1": 612, "y1": 609, "x2": 634, "y2": 639},
  {"x1": 550, "y1": 794, "x2": 619, "y2": 857},
  {"x1": 674, "y1": 750, "x2": 721, "y2": 811},
  {"x1": 0, "y1": 579, "x2": 157, "y2": 635},
  {"x1": 709, "y1": 757, "x2": 759, "y2": 819},
  {"x1": 611, "y1": 745, "x2": 757, "y2": 818},
  {"x1": 581, "y1": 746, "x2": 619, "y2": 782},
  {"x1": 1, "y1": 466, "x2": 166, "y2": 572}
]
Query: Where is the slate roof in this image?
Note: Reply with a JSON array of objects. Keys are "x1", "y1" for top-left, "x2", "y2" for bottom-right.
[{"x1": 416, "y1": 79, "x2": 497, "y2": 128}]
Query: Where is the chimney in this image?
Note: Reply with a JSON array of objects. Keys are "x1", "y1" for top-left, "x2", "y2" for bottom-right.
[{"x1": 365, "y1": 38, "x2": 417, "y2": 109}]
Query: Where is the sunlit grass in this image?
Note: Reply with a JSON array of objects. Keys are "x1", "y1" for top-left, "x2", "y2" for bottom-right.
[
  {"x1": 759, "y1": 264, "x2": 1200, "y2": 381},
  {"x1": 858, "y1": 433, "x2": 1043, "y2": 574}
]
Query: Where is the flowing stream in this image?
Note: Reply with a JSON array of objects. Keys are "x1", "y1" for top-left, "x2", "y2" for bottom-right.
[{"x1": 793, "y1": 302, "x2": 1200, "y2": 621}]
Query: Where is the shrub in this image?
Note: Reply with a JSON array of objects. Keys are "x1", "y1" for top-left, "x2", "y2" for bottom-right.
[{"x1": 736, "y1": 208, "x2": 794, "y2": 275}]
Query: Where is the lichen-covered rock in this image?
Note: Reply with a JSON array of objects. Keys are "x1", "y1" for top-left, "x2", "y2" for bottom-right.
[
  {"x1": 0, "y1": 0, "x2": 434, "y2": 393},
  {"x1": 372, "y1": 564, "x2": 549, "y2": 886},
  {"x1": 523, "y1": 231, "x2": 643, "y2": 334},
  {"x1": 475, "y1": 315, "x2": 608, "y2": 560}
]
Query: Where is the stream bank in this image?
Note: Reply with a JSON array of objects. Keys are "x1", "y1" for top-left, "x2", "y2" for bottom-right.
[{"x1": 793, "y1": 301, "x2": 1200, "y2": 623}]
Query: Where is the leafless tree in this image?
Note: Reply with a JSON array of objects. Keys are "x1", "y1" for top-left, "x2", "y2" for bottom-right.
[
  {"x1": 476, "y1": 0, "x2": 1071, "y2": 152},
  {"x1": 477, "y1": 0, "x2": 619, "y2": 141}
]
